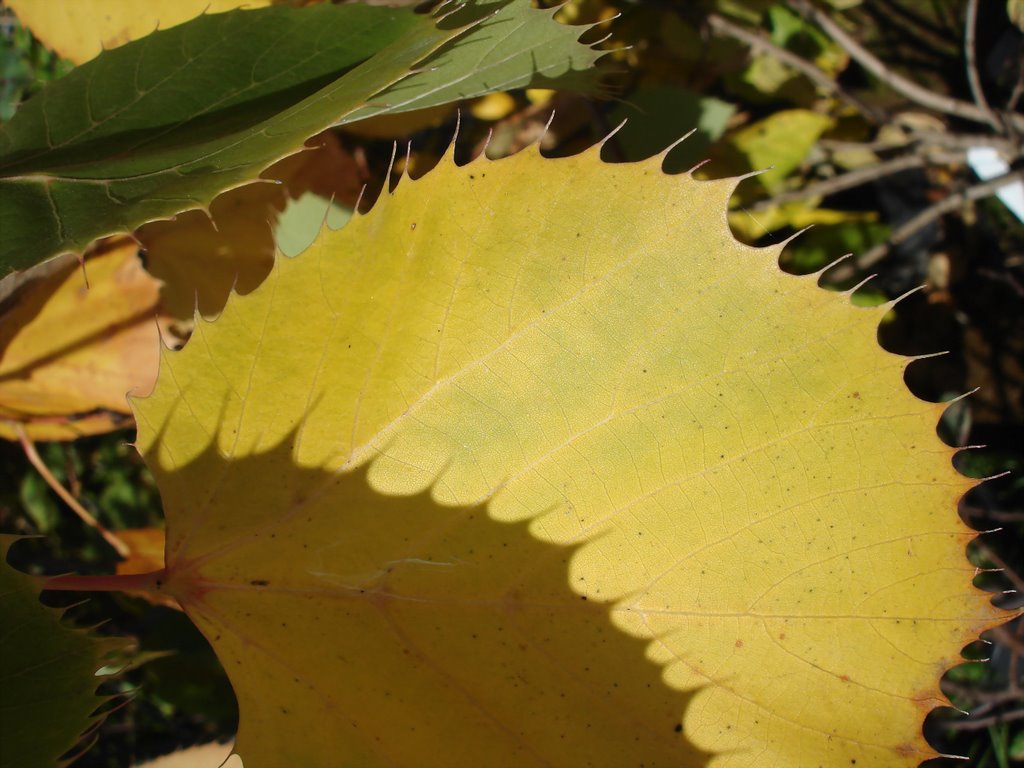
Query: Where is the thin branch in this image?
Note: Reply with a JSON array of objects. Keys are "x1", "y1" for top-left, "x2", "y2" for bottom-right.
[
  {"x1": 943, "y1": 680, "x2": 1024, "y2": 707},
  {"x1": 1007, "y1": 60, "x2": 1024, "y2": 115},
  {"x1": 818, "y1": 133, "x2": 1018, "y2": 156},
  {"x1": 944, "y1": 709, "x2": 1024, "y2": 731},
  {"x1": 830, "y1": 168, "x2": 1024, "y2": 281},
  {"x1": 707, "y1": 13, "x2": 885, "y2": 123},
  {"x1": 990, "y1": 624, "x2": 1024, "y2": 659},
  {"x1": 977, "y1": 543, "x2": 1024, "y2": 595},
  {"x1": 16, "y1": 425, "x2": 130, "y2": 557},
  {"x1": 785, "y1": 0, "x2": 1024, "y2": 133},
  {"x1": 751, "y1": 154, "x2": 925, "y2": 211},
  {"x1": 964, "y1": 0, "x2": 1000, "y2": 130},
  {"x1": 906, "y1": 130, "x2": 1020, "y2": 156}
]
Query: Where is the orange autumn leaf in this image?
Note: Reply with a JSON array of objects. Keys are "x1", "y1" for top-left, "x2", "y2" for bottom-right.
[{"x1": 0, "y1": 238, "x2": 161, "y2": 441}]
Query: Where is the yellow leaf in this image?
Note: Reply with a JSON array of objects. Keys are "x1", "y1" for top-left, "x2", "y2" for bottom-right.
[
  {"x1": 0, "y1": 238, "x2": 160, "y2": 441},
  {"x1": 135, "y1": 146, "x2": 1000, "y2": 767},
  {"x1": 117, "y1": 528, "x2": 167, "y2": 576},
  {"x1": 728, "y1": 203, "x2": 877, "y2": 240},
  {"x1": 133, "y1": 742, "x2": 236, "y2": 768},
  {"x1": 1011, "y1": 0, "x2": 1024, "y2": 31},
  {"x1": 7, "y1": 0, "x2": 270, "y2": 64},
  {"x1": 469, "y1": 92, "x2": 518, "y2": 121}
]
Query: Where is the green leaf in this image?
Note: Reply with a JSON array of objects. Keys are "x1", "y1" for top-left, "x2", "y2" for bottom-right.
[
  {"x1": 274, "y1": 192, "x2": 352, "y2": 259},
  {"x1": 0, "y1": 537, "x2": 127, "y2": 768},
  {"x1": 0, "y1": 1, "x2": 603, "y2": 274}
]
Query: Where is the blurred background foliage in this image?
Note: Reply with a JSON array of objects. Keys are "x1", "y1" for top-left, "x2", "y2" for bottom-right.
[{"x1": 0, "y1": 0, "x2": 1021, "y2": 765}]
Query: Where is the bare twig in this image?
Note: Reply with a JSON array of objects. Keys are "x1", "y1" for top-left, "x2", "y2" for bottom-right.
[
  {"x1": 830, "y1": 168, "x2": 1024, "y2": 281},
  {"x1": 943, "y1": 680, "x2": 1024, "y2": 707},
  {"x1": 707, "y1": 13, "x2": 885, "y2": 123},
  {"x1": 907, "y1": 131, "x2": 1020, "y2": 156},
  {"x1": 16, "y1": 425, "x2": 130, "y2": 557},
  {"x1": 977, "y1": 543, "x2": 1024, "y2": 595},
  {"x1": 945, "y1": 709, "x2": 1024, "y2": 731},
  {"x1": 1007, "y1": 58, "x2": 1024, "y2": 119},
  {"x1": 990, "y1": 625, "x2": 1024, "y2": 659},
  {"x1": 785, "y1": 0, "x2": 1024, "y2": 133},
  {"x1": 751, "y1": 154, "x2": 925, "y2": 211},
  {"x1": 964, "y1": 0, "x2": 1000, "y2": 131},
  {"x1": 819, "y1": 132, "x2": 1018, "y2": 155}
]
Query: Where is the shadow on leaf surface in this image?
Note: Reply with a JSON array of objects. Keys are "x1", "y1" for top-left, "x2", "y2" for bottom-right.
[{"x1": 148, "y1": 429, "x2": 708, "y2": 767}]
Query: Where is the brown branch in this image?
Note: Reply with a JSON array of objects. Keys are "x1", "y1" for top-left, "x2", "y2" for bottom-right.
[
  {"x1": 16, "y1": 425, "x2": 130, "y2": 557},
  {"x1": 1008, "y1": 65, "x2": 1024, "y2": 115},
  {"x1": 751, "y1": 154, "x2": 925, "y2": 211},
  {"x1": 907, "y1": 131, "x2": 1021, "y2": 157},
  {"x1": 707, "y1": 13, "x2": 885, "y2": 123},
  {"x1": 785, "y1": 0, "x2": 1024, "y2": 134},
  {"x1": 943, "y1": 680, "x2": 1024, "y2": 707},
  {"x1": 944, "y1": 709, "x2": 1024, "y2": 731},
  {"x1": 990, "y1": 624, "x2": 1024, "y2": 659},
  {"x1": 821, "y1": 132, "x2": 1019, "y2": 156},
  {"x1": 977, "y1": 543, "x2": 1024, "y2": 595},
  {"x1": 964, "y1": 0, "x2": 1000, "y2": 131},
  {"x1": 829, "y1": 168, "x2": 1024, "y2": 281}
]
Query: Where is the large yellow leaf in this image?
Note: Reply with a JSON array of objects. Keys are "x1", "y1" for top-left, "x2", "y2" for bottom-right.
[
  {"x1": 0, "y1": 238, "x2": 160, "y2": 441},
  {"x1": 7, "y1": 0, "x2": 270, "y2": 64},
  {"x1": 134, "y1": 145, "x2": 1000, "y2": 766}
]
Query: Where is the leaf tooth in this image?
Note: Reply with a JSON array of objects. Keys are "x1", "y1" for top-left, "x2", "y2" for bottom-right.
[
  {"x1": 656, "y1": 128, "x2": 698, "y2": 165},
  {"x1": 594, "y1": 116, "x2": 627, "y2": 155}
]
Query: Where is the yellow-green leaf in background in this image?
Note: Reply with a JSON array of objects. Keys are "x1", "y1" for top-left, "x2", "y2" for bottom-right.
[
  {"x1": 6, "y1": 0, "x2": 270, "y2": 64},
  {"x1": 728, "y1": 201, "x2": 877, "y2": 241},
  {"x1": 132, "y1": 146, "x2": 1000, "y2": 767},
  {"x1": 713, "y1": 108, "x2": 834, "y2": 197},
  {"x1": 1009, "y1": 0, "x2": 1024, "y2": 32}
]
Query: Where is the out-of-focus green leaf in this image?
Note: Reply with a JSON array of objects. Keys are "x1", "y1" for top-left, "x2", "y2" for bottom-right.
[
  {"x1": 715, "y1": 109, "x2": 833, "y2": 196},
  {"x1": 275, "y1": 192, "x2": 353, "y2": 258},
  {"x1": 1009, "y1": 0, "x2": 1024, "y2": 31},
  {"x1": 712, "y1": 0, "x2": 774, "y2": 23},
  {"x1": 784, "y1": 220, "x2": 889, "y2": 273},
  {"x1": 768, "y1": 5, "x2": 846, "y2": 74},
  {"x1": 0, "y1": 537, "x2": 128, "y2": 768},
  {"x1": 20, "y1": 468, "x2": 60, "y2": 533},
  {"x1": 608, "y1": 86, "x2": 735, "y2": 172},
  {"x1": 1010, "y1": 728, "x2": 1024, "y2": 761},
  {"x1": 731, "y1": 53, "x2": 818, "y2": 106}
]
